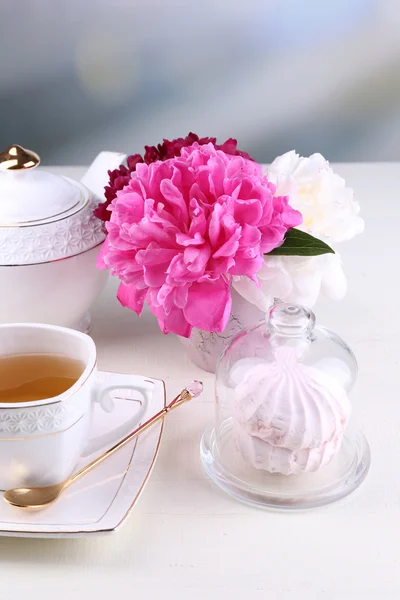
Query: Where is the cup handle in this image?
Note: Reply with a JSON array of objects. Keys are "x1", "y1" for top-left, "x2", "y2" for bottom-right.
[{"x1": 81, "y1": 374, "x2": 152, "y2": 457}]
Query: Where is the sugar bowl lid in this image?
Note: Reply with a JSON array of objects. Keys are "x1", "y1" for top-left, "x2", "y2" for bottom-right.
[{"x1": 0, "y1": 145, "x2": 85, "y2": 226}]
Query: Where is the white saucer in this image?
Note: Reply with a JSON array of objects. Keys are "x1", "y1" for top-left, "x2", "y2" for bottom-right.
[{"x1": 0, "y1": 371, "x2": 165, "y2": 538}]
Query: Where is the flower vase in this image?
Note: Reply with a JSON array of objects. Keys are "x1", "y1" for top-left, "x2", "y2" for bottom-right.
[{"x1": 179, "y1": 289, "x2": 265, "y2": 373}]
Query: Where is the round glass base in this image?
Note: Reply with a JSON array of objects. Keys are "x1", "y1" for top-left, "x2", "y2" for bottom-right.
[{"x1": 200, "y1": 420, "x2": 371, "y2": 510}]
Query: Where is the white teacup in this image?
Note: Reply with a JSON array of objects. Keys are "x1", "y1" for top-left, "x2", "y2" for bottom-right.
[{"x1": 0, "y1": 323, "x2": 151, "y2": 491}]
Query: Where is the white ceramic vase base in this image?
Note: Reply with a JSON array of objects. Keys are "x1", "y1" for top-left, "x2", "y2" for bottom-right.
[
  {"x1": 200, "y1": 420, "x2": 371, "y2": 510},
  {"x1": 180, "y1": 289, "x2": 265, "y2": 373}
]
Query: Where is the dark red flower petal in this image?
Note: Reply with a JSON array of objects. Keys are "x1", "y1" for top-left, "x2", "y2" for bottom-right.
[
  {"x1": 93, "y1": 200, "x2": 111, "y2": 221},
  {"x1": 126, "y1": 154, "x2": 144, "y2": 170},
  {"x1": 143, "y1": 145, "x2": 161, "y2": 163}
]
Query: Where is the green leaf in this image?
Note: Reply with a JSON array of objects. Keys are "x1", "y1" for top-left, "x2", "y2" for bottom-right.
[{"x1": 266, "y1": 228, "x2": 335, "y2": 257}]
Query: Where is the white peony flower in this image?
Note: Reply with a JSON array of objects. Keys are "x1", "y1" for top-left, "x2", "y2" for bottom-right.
[
  {"x1": 267, "y1": 150, "x2": 364, "y2": 243},
  {"x1": 232, "y1": 253, "x2": 347, "y2": 310},
  {"x1": 233, "y1": 150, "x2": 363, "y2": 311}
]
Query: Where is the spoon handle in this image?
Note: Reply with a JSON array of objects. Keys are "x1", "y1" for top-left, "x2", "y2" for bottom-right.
[{"x1": 67, "y1": 388, "x2": 193, "y2": 487}]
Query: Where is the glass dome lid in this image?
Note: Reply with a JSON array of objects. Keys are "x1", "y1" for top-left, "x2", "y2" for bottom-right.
[{"x1": 201, "y1": 303, "x2": 371, "y2": 510}]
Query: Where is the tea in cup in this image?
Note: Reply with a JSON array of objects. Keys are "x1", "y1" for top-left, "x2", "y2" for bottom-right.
[{"x1": 0, "y1": 353, "x2": 85, "y2": 403}]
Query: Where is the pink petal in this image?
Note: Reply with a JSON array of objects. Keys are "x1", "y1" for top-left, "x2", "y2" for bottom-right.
[
  {"x1": 188, "y1": 198, "x2": 207, "y2": 238},
  {"x1": 207, "y1": 256, "x2": 235, "y2": 276},
  {"x1": 160, "y1": 179, "x2": 189, "y2": 224},
  {"x1": 166, "y1": 254, "x2": 200, "y2": 283},
  {"x1": 259, "y1": 225, "x2": 287, "y2": 253},
  {"x1": 96, "y1": 240, "x2": 109, "y2": 269},
  {"x1": 240, "y1": 224, "x2": 261, "y2": 247},
  {"x1": 139, "y1": 216, "x2": 179, "y2": 247},
  {"x1": 233, "y1": 198, "x2": 263, "y2": 225},
  {"x1": 212, "y1": 230, "x2": 240, "y2": 258},
  {"x1": 207, "y1": 156, "x2": 225, "y2": 198},
  {"x1": 118, "y1": 261, "x2": 146, "y2": 286},
  {"x1": 117, "y1": 283, "x2": 147, "y2": 316},
  {"x1": 156, "y1": 283, "x2": 174, "y2": 308},
  {"x1": 176, "y1": 231, "x2": 205, "y2": 247},
  {"x1": 273, "y1": 196, "x2": 303, "y2": 228},
  {"x1": 229, "y1": 253, "x2": 264, "y2": 275},
  {"x1": 152, "y1": 304, "x2": 192, "y2": 337},
  {"x1": 174, "y1": 284, "x2": 189, "y2": 309},
  {"x1": 136, "y1": 244, "x2": 177, "y2": 265},
  {"x1": 208, "y1": 204, "x2": 223, "y2": 246},
  {"x1": 188, "y1": 183, "x2": 209, "y2": 208},
  {"x1": 184, "y1": 244, "x2": 211, "y2": 273},
  {"x1": 143, "y1": 263, "x2": 168, "y2": 287},
  {"x1": 184, "y1": 279, "x2": 232, "y2": 332},
  {"x1": 113, "y1": 191, "x2": 145, "y2": 224}
]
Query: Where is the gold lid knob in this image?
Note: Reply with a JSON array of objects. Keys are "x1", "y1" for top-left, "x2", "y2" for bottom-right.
[{"x1": 0, "y1": 145, "x2": 40, "y2": 171}]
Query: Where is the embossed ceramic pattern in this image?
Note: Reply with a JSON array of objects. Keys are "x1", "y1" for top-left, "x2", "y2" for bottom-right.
[
  {"x1": 0, "y1": 397, "x2": 82, "y2": 435},
  {"x1": 0, "y1": 196, "x2": 105, "y2": 265}
]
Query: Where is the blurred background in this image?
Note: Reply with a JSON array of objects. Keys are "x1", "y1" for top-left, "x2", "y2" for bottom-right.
[{"x1": 1, "y1": 0, "x2": 399, "y2": 165}]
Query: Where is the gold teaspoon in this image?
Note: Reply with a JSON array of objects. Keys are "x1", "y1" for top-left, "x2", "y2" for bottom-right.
[{"x1": 3, "y1": 381, "x2": 203, "y2": 510}]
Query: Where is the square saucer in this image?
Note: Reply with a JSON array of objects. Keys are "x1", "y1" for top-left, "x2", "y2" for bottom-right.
[{"x1": 0, "y1": 371, "x2": 165, "y2": 538}]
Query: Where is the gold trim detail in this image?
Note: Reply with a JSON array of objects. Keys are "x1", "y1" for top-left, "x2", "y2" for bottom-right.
[
  {"x1": 114, "y1": 378, "x2": 166, "y2": 532},
  {"x1": 92, "y1": 436, "x2": 139, "y2": 525},
  {"x1": 0, "y1": 198, "x2": 83, "y2": 228},
  {"x1": 0, "y1": 180, "x2": 87, "y2": 229},
  {"x1": 0, "y1": 361, "x2": 97, "y2": 411},
  {"x1": 0, "y1": 145, "x2": 40, "y2": 171},
  {"x1": 0, "y1": 239, "x2": 104, "y2": 268},
  {"x1": 0, "y1": 414, "x2": 85, "y2": 442}
]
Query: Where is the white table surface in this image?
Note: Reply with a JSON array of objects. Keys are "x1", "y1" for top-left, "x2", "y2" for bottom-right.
[{"x1": 0, "y1": 163, "x2": 398, "y2": 599}]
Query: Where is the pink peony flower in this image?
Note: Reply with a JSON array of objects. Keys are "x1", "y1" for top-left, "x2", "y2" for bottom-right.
[
  {"x1": 94, "y1": 133, "x2": 253, "y2": 222},
  {"x1": 98, "y1": 144, "x2": 302, "y2": 337}
]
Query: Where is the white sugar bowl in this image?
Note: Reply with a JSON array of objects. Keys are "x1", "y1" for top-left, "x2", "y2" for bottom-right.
[{"x1": 0, "y1": 144, "x2": 126, "y2": 330}]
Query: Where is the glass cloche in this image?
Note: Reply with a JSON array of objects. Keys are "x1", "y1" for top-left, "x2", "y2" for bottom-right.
[{"x1": 201, "y1": 303, "x2": 370, "y2": 509}]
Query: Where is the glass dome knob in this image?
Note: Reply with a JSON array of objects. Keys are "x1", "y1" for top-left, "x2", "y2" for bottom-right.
[{"x1": 268, "y1": 303, "x2": 316, "y2": 336}]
